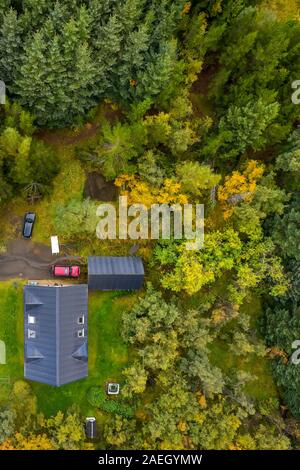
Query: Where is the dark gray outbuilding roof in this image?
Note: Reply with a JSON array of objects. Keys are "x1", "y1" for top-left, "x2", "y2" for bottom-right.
[
  {"x1": 24, "y1": 284, "x2": 88, "y2": 387},
  {"x1": 88, "y1": 256, "x2": 144, "y2": 290}
]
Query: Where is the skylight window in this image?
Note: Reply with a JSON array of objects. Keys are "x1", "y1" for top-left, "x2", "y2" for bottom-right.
[
  {"x1": 28, "y1": 315, "x2": 35, "y2": 324},
  {"x1": 78, "y1": 329, "x2": 85, "y2": 338},
  {"x1": 28, "y1": 329, "x2": 36, "y2": 339},
  {"x1": 78, "y1": 315, "x2": 85, "y2": 325}
]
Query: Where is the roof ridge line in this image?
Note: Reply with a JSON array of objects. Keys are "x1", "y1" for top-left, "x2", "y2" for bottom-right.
[{"x1": 55, "y1": 287, "x2": 60, "y2": 387}]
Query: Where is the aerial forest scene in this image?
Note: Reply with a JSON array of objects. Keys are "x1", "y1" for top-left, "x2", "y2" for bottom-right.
[{"x1": 0, "y1": 0, "x2": 300, "y2": 455}]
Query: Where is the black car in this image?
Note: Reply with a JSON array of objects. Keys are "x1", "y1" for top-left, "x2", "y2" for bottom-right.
[{"x1": 22, "y1": 212, "x2": 36, "y2": 238}]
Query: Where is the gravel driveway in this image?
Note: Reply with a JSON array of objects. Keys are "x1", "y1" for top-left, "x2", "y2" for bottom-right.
[{"x1": 0, "y1": 240, "x2": 83, "y2": 280}]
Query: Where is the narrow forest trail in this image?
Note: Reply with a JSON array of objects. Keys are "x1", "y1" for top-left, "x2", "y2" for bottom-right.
[
  {"x1": 35, "y1": 103, "x2": 123, "y2": 147},
  {"x1": 36, "y1": 121, "x2": 100, "y2": 146}
]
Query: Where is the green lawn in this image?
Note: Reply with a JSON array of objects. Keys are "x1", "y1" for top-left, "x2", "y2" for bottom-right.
[
  {"x1": 0, "y1": 281, "x2": 137, "y2": 417},
  {"x1": 209, "y1": 338, "x2": 278, "y2": 400},
  {"x1": 0, "y1": 142, "x2": 86, "y2": 249},
  {"x1": 33, "y1": 154, "x2": 86, "y2": 244},
  {"x1": 209, "y1": 294, "x2": 278, "y2": 401},
  {"x1": 0, "y1": 281, "x2": 24, "y2": 402}
]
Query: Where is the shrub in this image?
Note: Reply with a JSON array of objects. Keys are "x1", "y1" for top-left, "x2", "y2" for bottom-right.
[
  {"x1": 87, "y1": 387, "x2": 106, "y2": 407},
  {"x1": 101, "y1": 400, "x2": 135, "y2": 418},
  {"x1": 87, "y1": 387, "x2": 134, "y2": 418}
]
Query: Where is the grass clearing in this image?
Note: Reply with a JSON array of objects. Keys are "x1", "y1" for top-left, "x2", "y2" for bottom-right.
[
  {"x1": 31, "y1": 290, "x2": 136, "y2": 417},
  {"x1": 0, "y1": 281, "x2": 24, "y2": 402},
  {"x1": 0, "y1": 143, "x2": 86, "y2": 247},
  {"x1": 209, "y1": 339, "x2": 278, "y2": 400},
  {"x1": 33, "y1": 152, "x2": 85, "y2": 243},
  {"x1": 209, "y1": 294, "x2": 278, "y2": 401}
]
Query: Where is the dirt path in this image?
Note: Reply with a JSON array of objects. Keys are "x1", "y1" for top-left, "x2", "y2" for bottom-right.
[
  {"x1": 191, "y1": 63, "x2": 219, "y2": 96},
  {"x1": 35, "y1": 103, "x2": 123, "y2": 147},
  {"x1": 0, "y1": 240, "x2": 84, "y2": 280},
  {"x1": 36, "y1": 122, "x2": 100, "y2": 146}
]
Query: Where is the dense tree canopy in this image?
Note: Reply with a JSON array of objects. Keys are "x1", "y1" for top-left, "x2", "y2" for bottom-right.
[
  {"x1": 0, "y1": 0, "x2": 188, "y2": 127},
  {"x1": 0, "y1": 0, "x2": 300, "y2": 453}
]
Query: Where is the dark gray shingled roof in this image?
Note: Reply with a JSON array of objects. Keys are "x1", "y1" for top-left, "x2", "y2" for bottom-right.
[
  {"x1": 88, "y1": 256, "x2": 144, "y2": 290},
  {"x1": 88, "y1": 256, "x2": 144, "y2": 275},
  {"x1": 24, "y1": 284, "x2": 88, "y2": 387}
]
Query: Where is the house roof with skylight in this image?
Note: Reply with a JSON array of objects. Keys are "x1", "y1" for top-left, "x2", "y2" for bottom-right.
[{"x1": 24, "y1": 284, "x2": 88, "y2": 387}]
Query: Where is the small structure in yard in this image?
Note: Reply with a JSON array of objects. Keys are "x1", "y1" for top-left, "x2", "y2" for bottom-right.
[
  {"x1": 88, "y1": 256, "x2": 144, "y2": 291},
  {"x1": 85, "y1": 417, "x2": 97, "y2": 439},
  {"x1": 24, "y1": 283, "x2": 88, "y2": 386},
  {"x1": 107, "y1": 382, "x2": 120, "y2": 395},
  {"x1": 51, "y1": 236, "x2": 60, "y2": 255}
]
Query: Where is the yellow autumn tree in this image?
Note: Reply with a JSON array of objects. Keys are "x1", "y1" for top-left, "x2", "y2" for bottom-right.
[
  {"x1": 197, "y1": 392, "x2": 207, "y2": 409},
  {"x1": 115, "y1": 174, "x2": 188, "y2": 207},
  {"x1": 211, "y1": 303, "x2": 239, "y2": 325},
  {"x1": 144, "y1": 110, "x2": 199, "y2": 155},
  {"x1": 14, "y1": 432, "x2": 54, "y2": 450},
  {"x1": 261, "y1": 0, "x2": 300, "y2": 21},
  {"x1": 0, "y1": 439, "x2": 15, "y2": 450},
  {"x1": 177, "y1": 421, "x2": 188, "y2": 432},
  {"x1": 218, "y1": 160, "x2": 264, "y2": 219},
  {"x1": 144, "y1": 112, "x2": 172, "y2": 145},
  {"x1": 181, "y1": 2, "x2": 192, "y2": 16}
]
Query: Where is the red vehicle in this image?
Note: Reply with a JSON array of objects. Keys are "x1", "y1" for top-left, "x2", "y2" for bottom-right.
[{"x1": 52, "y1": 265, "x2": 80, "y2": 278}]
